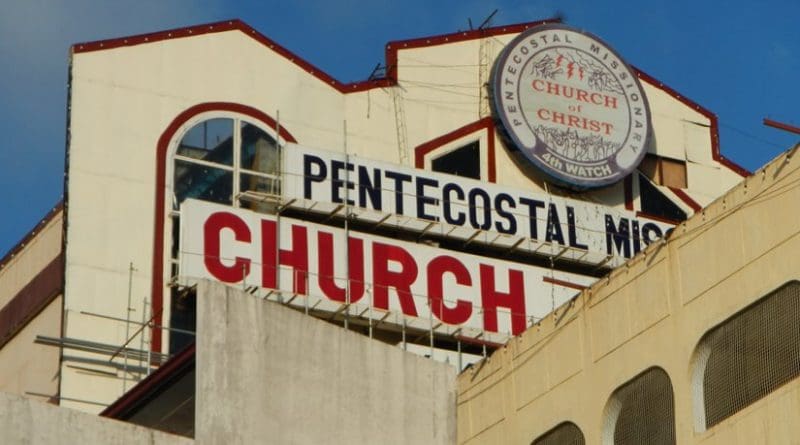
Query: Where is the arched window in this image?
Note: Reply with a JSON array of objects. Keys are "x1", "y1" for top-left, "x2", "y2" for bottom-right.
[
  {"x1": 692, "y1": 281, "x2": 800, "y2": 430},
  {"x1": 166, "y1": 113, "x2": 282, "y2": 352},
  {"x1": 531, "y1": 421, "x2": 585, "y2": 445},
  {"x1": 602, "y1": 367, "x2": 675, "y2": 445},
  {"x1": 172, "y1": 116, "x2": 280, "y2": 212}
]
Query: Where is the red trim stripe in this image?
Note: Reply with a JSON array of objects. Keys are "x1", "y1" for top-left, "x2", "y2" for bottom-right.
[
  {"x1": 385, "y1": 20, "x2": 560, "y2": 82},
  {"x1": 413, "y1": 117, "x2": 497, "y2": 182},
  {"x1": 0, "y1": 253, "x2": 64, "y2": 348},
  {"x1": 71, "y1": 19, "x2": 559, "y2": 96},
  {"x1": 764, "y1": 118, "x2": 800, "y2": 136},
  {"x1": 635, "y1": 211, "x2": 683, "y2": 225},
  {"x1": 635, "y1": 68, "x2": 750, "y2": 178},
  {"x1": 668, "y1": 186, "x2": 703, "y2": 212},
  {"x1": 543, "y1": 276, "x2": 587, "y2": 291},
  {"x1": 624, "y1": 175, "x2": 634, "y2": 211}
]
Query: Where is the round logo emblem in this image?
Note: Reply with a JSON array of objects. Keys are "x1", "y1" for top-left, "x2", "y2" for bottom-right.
[{"x1": 492, "y1": 24, "x2": 651, "y2": 189}]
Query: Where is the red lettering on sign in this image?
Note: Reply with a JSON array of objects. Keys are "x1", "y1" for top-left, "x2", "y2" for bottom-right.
[
  {"x1": 372, "y1": 242, "x2": 419, "y2": 317},
  {"x1": 479, "y1": 264, "x2": 527, "y2": 335},
  {"x1": 317, "y1": 232, "x2": 365, "y2": 303},
  {"x1": 427, "y1": 255, "x2": 473, "y2": 325},
  {"x1": 261, "y1": 220, "x2": 309, "y2": 294},
  {"x1": 203, "y1": 212, "x2": 251, "y2": 283}
]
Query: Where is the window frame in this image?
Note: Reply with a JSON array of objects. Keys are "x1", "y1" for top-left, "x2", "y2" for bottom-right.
[
  {"x1": 169, "y1": 111, "x2": 283, "y2": 213},
  {"x1": 161, "y1": 111, "x2": 286, "y2": 353},
  {"x1": 413, "y1": 118, "x2": 497, "y2": 183}
]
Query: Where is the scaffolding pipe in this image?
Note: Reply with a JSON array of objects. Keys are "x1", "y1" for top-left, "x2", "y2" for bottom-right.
[
  {"x1": 344, "y1": 119, "x2": 350, "y2": 330},
  {"x1": 123, "y1": 262, "x2": 135, "y2": 392}
]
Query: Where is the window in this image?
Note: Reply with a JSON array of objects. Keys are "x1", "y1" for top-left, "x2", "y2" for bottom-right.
[
  {"x1": 532, "y1": 421, "x2": 585, "y2": 445},
  {"x1": 173, "y1": 117, "x2": 280, "y2": 212},
  {"x1": 431, "y1": 141, "x2": 481, "y2": 179},
  {"x1": 167, "y1": 115, "x2": 280, "y2": 353},
  {"x1": 692, "y1": 281, "x2": 800, "y2": 430},
  {"x1": 638, "y1": 174, "x2": 687, "y2": 222},
  {"x1": 603, "y1": 367, "x2": 676, "y2": 445},
  {"x1": 414, "y1": 119, "x2": 494, "y2": 181},
  {"x1": 170, "y1": 115, "x2": 280, "y2": 273},
  {"x1": 638, "y1": 154, "x2": 687, "y2": 189}
]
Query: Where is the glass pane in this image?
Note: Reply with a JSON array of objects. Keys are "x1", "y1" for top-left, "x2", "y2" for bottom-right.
[
  {"x1": 169, "y1": 286, "x2": 196, "y2": 354},
  {"x1": 431, "y1": 141, "x2": 481, "y2": 179},
  {"x1": 177, "y1": 118, "x2": 234, "y2": 166},
  {"x1": 174, "y1": 159, "x2": 233, "y2": 206},
  {"x1": 240, "y1": 172, "x2": 279, "y2": 214},
  {"x1": 241, "y1": 122, "x2": 279, "y2": 174},
  {"x1": 170, "y1": 215, "x2": 180, "y2": 260}
]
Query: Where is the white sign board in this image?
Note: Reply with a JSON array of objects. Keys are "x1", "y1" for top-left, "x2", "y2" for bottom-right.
[
  {"x1": 180, "y1": 199, "x2": 594, "y2": 338},
  {"x1": 281, "y1": 144, "x2": 673, "y2": 268}
]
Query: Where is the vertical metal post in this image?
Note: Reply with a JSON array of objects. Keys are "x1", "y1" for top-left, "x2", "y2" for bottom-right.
[
  {"x1": 402, "y1": 318, "x2": 407, "y2": 351},
  {"x1": 457, "y1": 340, "x2": 463, "y2": 371},
  {"x1": 146, "y1": 298, "x2": 153, "y2": 373},
  {"x1": 368, "y1": 304, "x2": 373, "y2": 339},
  {"x1": 139, "y1": 296, "x2": 147, "y2": 375},
  {"x1": 429, "y1": 306, "x2": 434, "y2": 359},
  {"x1": 274, "y1": 112, "x2": 282, "y2": 304},
  {"x1": 341, "y1": 119, "x2": 352, "y2": 331},
  {"x1": 232, "y1": 117, "x2": 241, "y2": 209},
  {"x1": 304, "y1": 287, "x2": 309, "y2": 315},
  {"x1": 276, "y1": 109, "x2": 282, "y2": 204},
  {"x1": 123, "y1": 262, "x2": 135, "y2": 392}
]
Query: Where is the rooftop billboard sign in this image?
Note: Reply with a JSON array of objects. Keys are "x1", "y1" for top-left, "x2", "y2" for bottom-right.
[
  {"x1": 180, "y1": 199, "x2": 594, "y2": 339},
  {"x1": 491, "y1": 24, "x2": 652, "y2": 189},
  {"x1": 281, "y1": 145, "x2": 673, "y2": 267}
]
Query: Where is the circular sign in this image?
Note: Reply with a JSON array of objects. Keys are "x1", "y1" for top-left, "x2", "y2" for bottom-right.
[{"x1": 492, "y1": 24, "x2": 651, "y2": 189}]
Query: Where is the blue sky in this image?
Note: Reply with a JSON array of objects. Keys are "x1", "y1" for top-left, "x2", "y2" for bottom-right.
[{"x1": 1, "y1": 0, "x2": 798, "y2": 257}]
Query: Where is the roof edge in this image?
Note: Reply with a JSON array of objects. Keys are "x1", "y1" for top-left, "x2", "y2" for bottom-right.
[
  {"x1": 69, "y1": 18, "x2": 561, "y2": 94},
  {"x1": 101, "y1": 342, "x2": 196, "y2": 419},
  {"x1": 635, "y1": 67, "x2": 751, "y2": 178},
  {"x1": 69, "y1": 19, "x2": 749, "y2": 179},
  {"x1": 0, "y1": 200, "x2": 64, "y2": 273}
]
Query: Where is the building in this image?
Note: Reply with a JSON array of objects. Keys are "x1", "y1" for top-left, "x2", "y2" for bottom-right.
[
  {"x1": 456, "y1": 143, "x2": 800, "y2": 444},
  {"x1": 3, "y1": 16, "x2": 793, "y2": 444}
]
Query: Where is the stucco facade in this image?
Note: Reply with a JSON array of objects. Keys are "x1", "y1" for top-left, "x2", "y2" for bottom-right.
[{"x1": 457, "y1": 143, "x2": 800, "y2": 444}]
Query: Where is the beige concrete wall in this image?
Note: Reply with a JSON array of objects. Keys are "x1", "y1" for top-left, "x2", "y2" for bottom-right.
[
  {"x1": 0, "y1": 391, "x2": 192, "y2": 445},
  {"x1": 0, "y1": 209, "x2": 62, "y2": 307},
  {"x1": 195, "y1": 280, "x2": 456, "y2": 445},
  {"x1": 456, "y1": 145, "x2": 800, "y2": 444},
  {"x1": 0, "y1": 208, "x2": 63, "y2": 403},
  {"x1": 0, "y1": 296, "x2": 62, "y2": 400}
]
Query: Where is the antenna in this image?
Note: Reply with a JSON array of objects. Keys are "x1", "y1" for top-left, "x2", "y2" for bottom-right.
[
  {"x1": 468, "y1": 9, "x2": 498, "y2": 31},
  {"x1": 478, "y1": 9, "x2": 498, "y2": 30},
  {"x1": 764, "y1": 118, "x2": 800, "y2": 136},
  {"x1": 368, "y1": 63, "x2": 385, "y2": 80}
]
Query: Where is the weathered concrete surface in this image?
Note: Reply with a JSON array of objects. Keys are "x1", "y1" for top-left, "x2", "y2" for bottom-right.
[
  {"x1": 195, "y1": 281, "x2": 456, "y2": 444},
  {"x1": 0, "y1": 391, "x2": 192, "y2": 444}
]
